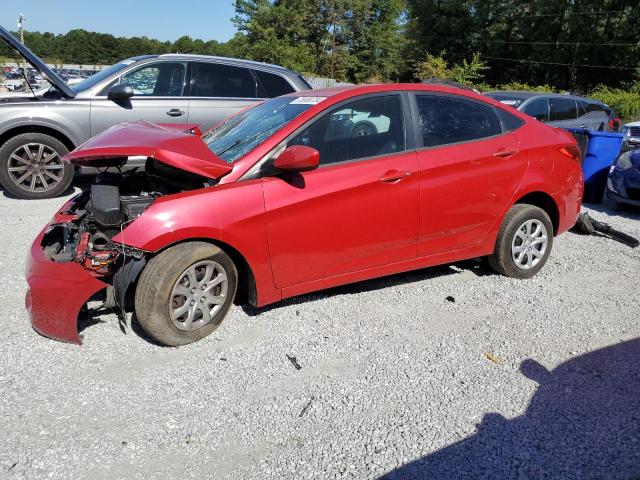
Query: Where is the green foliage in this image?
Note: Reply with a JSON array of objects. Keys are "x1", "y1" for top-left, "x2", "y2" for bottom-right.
[
  {"x1": 494, "y1": 82, "x2": 555, "y2": 93},
  {"x1": 233, "y1": 0, "x2": 405, "y2": 82},
  {"x1": 590, "y1": 82, "x2": 640, "y2": 121},
  {"x1": 405, "y1": 0, "x2": 640, "y2": 92},
  {"x1": 412, "y1": 52, "x2": 488, "y2": 87}
]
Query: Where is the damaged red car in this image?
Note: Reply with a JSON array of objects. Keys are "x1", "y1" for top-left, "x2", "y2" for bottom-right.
[{"x1": 25, "y1": 84, "x2": 583, "y2": 346}]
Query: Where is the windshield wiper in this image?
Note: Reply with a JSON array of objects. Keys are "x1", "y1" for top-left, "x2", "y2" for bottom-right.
[{"x1": 214, "y1": 138, "x2": 242, "y2": 156}]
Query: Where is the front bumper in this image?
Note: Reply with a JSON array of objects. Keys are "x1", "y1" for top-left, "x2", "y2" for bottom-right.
[
  {"x1": 607, "y1": 166, "x2": 640, "y2": 207},
  {"x1": 25, "y1": 204, "x2": 108, "y2": 344}
]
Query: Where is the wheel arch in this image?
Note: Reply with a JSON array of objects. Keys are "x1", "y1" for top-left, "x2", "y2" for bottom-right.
[
  {"x1": 147, "y1": 237, "x2": 259, "y2": 308},
  {"x1": 514, "y1": 191, "x2": 560, "y2": 235},
  {"x1": 0, "y1": 124, "x2": 76, "y2": 153}
]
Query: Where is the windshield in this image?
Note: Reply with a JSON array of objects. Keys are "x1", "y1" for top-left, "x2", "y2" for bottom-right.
[
  {"x1": 203, "y1": 96, "x2": 320, "y2": 163},
  {"x1": 485, "y1": 93, "x2": 526, "y2": 108},
  {"x1": 71, "y1": 61, "x2": 133, "y2": 93}
]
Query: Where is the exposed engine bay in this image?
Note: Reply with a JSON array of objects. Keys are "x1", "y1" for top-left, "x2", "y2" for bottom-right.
[{"x1": 39, "y1": 159, "x2": 212, "y2": 310}]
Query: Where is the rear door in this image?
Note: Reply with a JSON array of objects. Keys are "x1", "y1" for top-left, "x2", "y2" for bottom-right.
[
  {"x1": 261, "y1": 93, "x2": 420, "y2": 288},
  {"x1": 187, "y1": 62, "x2": 262, "y2": 132},
  {"x1": 90, "y1": 61, "x2": 189, "y2": 136},
  {"x1": 548, "y1": 97, "x2": 579, "y2": 129},
  {"x1": 412, "y1": 93, "x2": 529, "y2": 256}
]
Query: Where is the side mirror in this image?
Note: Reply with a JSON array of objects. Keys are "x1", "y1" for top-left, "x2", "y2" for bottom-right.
[
  {"x1": 108, "y1": 84, "x2": 134, "y2": 101},
  {"x1": 273, "y1": 145, "x2": 320, "y2": 173}
]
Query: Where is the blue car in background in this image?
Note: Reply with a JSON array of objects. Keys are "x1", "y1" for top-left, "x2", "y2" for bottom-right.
[{"x1": 607, "y1": 148, "x2": 640, "y2": 207}]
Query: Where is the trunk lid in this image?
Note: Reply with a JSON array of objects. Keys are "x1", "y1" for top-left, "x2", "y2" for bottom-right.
[
  {"x1": 0, "y1": 24, "x2": 76, "y2": 99},
  {"x1": 64, "y1": 121, "x2": 232, "y2": 180}
]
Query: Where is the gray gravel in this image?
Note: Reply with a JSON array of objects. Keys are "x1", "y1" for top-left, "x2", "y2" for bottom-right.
[{"x1": 1, "y1": 189, "x2": 639, "y2": 480}]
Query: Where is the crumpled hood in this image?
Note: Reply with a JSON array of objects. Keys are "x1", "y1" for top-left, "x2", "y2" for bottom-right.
[{"x1": 64, "y1": 121, "x2": 232, "y2": 180}]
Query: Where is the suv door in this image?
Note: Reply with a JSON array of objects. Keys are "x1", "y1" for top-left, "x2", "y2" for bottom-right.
[
  {"x1": 577, "y1": 101, "x2": 608, "y2": 131},
  {"x1": 548, "y1": 97, "x2": 579, "y2": 129},
  {"x1": 521, "y1": 97, "x2": 550, "y2": 123},
  {"x1": 187, "y1": 62, "x2": 262, "y2": 131},
  {"x1": 412, "y1": 93, "x2": 529, "y2": 256},
  {"x1": 261, "y1": 94, "x2": 420, "y2": 288},
  {"x1": 90, "y1": 61, "x2": 189, "y2": 136}
]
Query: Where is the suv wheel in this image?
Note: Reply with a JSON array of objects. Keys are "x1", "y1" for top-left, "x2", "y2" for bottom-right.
[{"x1": 0, "y1": 133, "x2": 74, "y2": 199}]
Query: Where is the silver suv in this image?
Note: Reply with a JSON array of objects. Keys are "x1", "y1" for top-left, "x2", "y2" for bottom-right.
[
  {"x1": 485, "y1": 91, "x2": 618, "y2": 132},
  {"x1": 0, "y1": 26, "x2": 310, "y2": 199}
]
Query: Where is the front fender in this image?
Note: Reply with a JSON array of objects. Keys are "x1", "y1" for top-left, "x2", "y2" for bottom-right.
[{"x1": 112, "y1": 180, "x2": 281, "y2": 307}]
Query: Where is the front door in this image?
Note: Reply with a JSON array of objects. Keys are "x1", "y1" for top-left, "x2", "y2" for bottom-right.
[
  {"x1": 90, "y1": 61, "x2": 189, "y2": 136},
  {"x1": 262, "y1": 94, "x2": 420, "y2": 288}
]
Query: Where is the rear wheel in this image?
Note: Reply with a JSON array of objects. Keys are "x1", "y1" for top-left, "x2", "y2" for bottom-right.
[
  {"x1": 135, "y1": 242, "x2": 238, "y2": 346},
  {"x1": 488, "y1": 204, "x2": 553, "y2": 279},
  {"x1": 0, "y1": 132, "x2": 74, "y2": 199}
]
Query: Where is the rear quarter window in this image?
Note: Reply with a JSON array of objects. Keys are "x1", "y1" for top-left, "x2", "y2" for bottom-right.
[{"x1": 254, "y1": 70, "x2": 295, "y2": 98}]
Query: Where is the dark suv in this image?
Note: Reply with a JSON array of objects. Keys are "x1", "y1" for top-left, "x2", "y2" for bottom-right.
[
  {"x1": 486, "y1": 92, "x2": 619, "y2": 132},
  {"x1": 0, "y1": 25, "x2": 311, "y2": 199}
]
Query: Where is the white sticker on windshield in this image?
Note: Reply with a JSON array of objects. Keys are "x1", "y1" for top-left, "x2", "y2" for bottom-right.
[
  {"x1": 500, "y1": 100, "x2": 518, "y2": 106},
  {"x1": 121, "y1": 59, "x2": 136, "y2": 65},
  {"x1": 291, "y1": 96, "x2": 327, "y2": 105}
]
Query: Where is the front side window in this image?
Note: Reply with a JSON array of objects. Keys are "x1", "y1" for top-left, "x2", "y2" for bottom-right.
[
  {"x1": 523, "y1": 98, "x2": 550, "y2": 122},
  {"x1": 194, "y1": 63, "x2": 256, "y2": 98},
  {"x1": 550, "y1": 98, "x2": 578, "y2": 121},
  {"x1": 120, "y1": 62, "x2": 186, "y2": 96},
  {"x1": 203, "y1": 96, "x2": 315, "y2": 163},
  {"x1": 416, "y1": 95, "x2": 502, "y2": 148},
  {"x1": 289, "y1": 95, "x2": 405, "y2": 165}
]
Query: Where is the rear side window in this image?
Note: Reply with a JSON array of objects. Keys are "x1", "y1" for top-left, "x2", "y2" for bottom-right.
[
  {"x1": 523, "y1": 98, "x2": 550, "y2": 122},
  {"x1": 584, "y1": 101, "x2": 606, "y2": 113},
  {"x1": 550, "y1": 98, "x2": 578, "y2": 121},
  {"x1": 193, "y1": 62, "x2": 257, "y2": 98},
  {"x1": 416, "y1": 95, "x2": 502, "y2": 147},
  {"x1": 254, "y1": 70, "x2": 295, "y2": 98}
]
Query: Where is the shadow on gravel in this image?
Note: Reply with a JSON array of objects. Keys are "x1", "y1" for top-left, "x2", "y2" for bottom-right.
[
  {"x1": 584, "y1": 199, "x2": 640, "y2": 222},
  {"x1": 242, "y1": 259, "x2": 494, "y2": 316},
  {"x1": 381, "y1": 338, "x2": 640, "y2": 480}
]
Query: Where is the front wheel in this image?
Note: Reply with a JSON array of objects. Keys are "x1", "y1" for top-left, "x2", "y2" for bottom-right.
[
  {"x1": 135, "y1": 242, "x2": 238, "y2": 346},
  {"x1": 0, "y1": 133, "x2": 74, "y2": 199},
  {"x1": 487, "y1": 204, "x2": 553, "y2": 279}
]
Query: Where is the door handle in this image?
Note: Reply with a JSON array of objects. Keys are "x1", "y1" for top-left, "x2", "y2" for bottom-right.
[
  {"x1": 166, "y1": 109, "x2": 185, "y2": 117},
  {"x1": 493, "y1": 149, "x2": 519, "y2": 158},
  {"x1": 379, "y1": 169, "x2": 412, "y2": 183}
]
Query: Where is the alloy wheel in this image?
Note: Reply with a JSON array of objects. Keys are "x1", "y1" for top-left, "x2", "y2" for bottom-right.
[
  {"x1": 169, "y1": 260, "x2": 229, "y2": 331},
  {"x1": 7, "y1": 143, "x2": 64, "y2": 193},
  {"x1": 511, "y1": 219, "x2": 548, "y2": 270}
]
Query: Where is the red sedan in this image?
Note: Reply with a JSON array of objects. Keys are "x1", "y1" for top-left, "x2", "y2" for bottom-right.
[{"x1": 25, "y1": 84, "x2": 583, "y2": 346}]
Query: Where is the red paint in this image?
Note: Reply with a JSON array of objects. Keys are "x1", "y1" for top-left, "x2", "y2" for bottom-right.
[
  {"x1": 273, "y1": 146, "x2": 320, "y2": 172},
  {"x1": 28, "y1": 84, "x2": 582, "y2": 344},
  {"x1": 64, "y1": 121, "x2": 231, "y2": 179}
]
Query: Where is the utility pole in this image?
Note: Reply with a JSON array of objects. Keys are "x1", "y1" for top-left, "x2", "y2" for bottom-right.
[{"x1": 17, "y1": 13, "x2": 28, "y2": 92}]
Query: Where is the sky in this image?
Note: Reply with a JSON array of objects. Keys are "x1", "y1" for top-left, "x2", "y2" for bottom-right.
[{"x1": 0, "y1": 0, "x2": 238, "y2": 42}]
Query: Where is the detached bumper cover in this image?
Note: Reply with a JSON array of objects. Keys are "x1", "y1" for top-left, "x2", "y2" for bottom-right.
[{"x1": 25, "y1": 213, "x2": 107, "y2": 345}]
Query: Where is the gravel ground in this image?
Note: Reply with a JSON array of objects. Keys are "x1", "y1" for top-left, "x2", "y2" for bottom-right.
[{"x1": 1, "y1": 189, "x2": 639, "y2": 480}]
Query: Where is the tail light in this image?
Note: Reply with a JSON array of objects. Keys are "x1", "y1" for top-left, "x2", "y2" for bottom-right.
[
  {"x1": 558, "y1": 145, "x2": 582, "y2": 163},
  {"x1": 609, "y1": 117, "x2": 620, "y2": 132}
]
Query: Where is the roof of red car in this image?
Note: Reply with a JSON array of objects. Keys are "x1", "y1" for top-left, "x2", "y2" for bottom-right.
[{"x1": 286, "y1": 82, "x2": 493, "y2": 104}]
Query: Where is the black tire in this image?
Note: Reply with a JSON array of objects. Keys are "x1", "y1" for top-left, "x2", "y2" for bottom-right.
[
  {"x1": 351, "y1": 122, "x2": 377, "y2": 137},
  {"x1": 0, "y1": 132, "x2": 74, "y2": 199},
  {"x1": 135, "y1": 242, "x2": 238, "y2": 346},
  {"x1": 487, "y1": 204, "x2": 554, "y2": 279}
]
